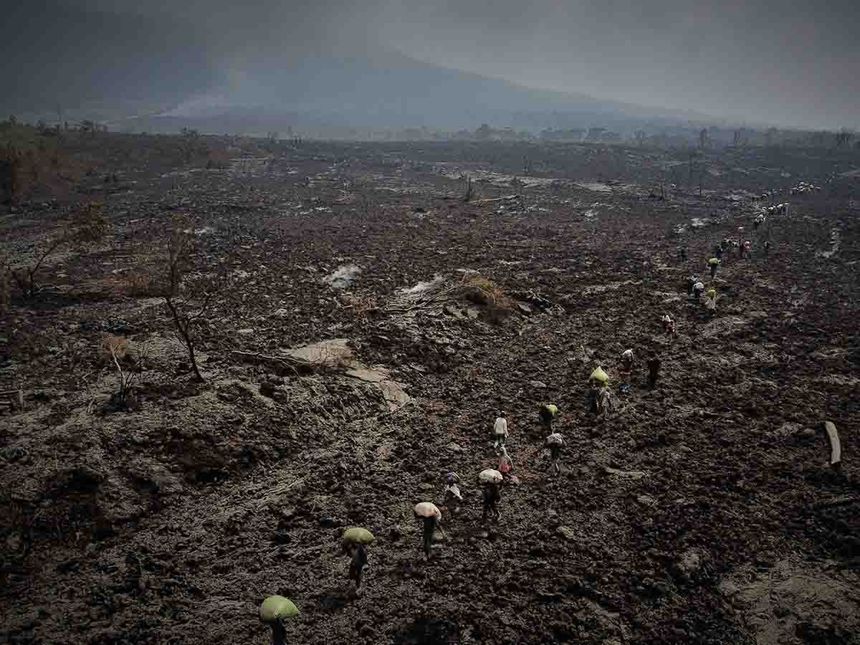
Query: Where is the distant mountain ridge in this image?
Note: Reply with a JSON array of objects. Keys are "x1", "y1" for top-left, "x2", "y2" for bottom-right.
[
  {"x1": 153, "y1": 48, "x2": 709, "y2": 135},
  {"x1": 4, "y1": 1, "x2": 708, "y2": 134}
]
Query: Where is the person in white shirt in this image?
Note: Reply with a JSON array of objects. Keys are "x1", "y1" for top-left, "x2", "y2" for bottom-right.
[
  {"x1": 661, "y1": 314, "x2": 676, "y2": 335},
  {"x1": 545, "y1": 432, "x2": 564, "y2": 475},
  {"x1": 493, "y1": 411, "x2": 508, "y2": 453},
  {"x1": 443, "y1": 472, "x2": 462, "y2": 518}
]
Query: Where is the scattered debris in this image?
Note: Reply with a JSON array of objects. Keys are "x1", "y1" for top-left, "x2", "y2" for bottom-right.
[
  {"x1": 323, "y1": 264, "x2": 361, "y2": 289},
  {"x1": 603, "y1": 466, "x2": 648, "y2": 479},
  {"x1": 822, "y1": 421, "x2": 842, "y2": 470}
]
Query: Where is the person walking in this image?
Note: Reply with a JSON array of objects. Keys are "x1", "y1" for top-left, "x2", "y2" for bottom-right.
[
  {"x1": 647, "y1": 353, "x2": 661, "y2": 388},
  {"x1": 686, "y1": 274, "x2": 699, "y2": 296},
  {"x1": 493, "y1": 411, "x2": 508, "y2": 453},
  {"x1": 708, "y1": 257, "x2": 720, "y2": 279},
  {"x1": 619, "y1": 349, "x2": 635, "y2": 393},
  {"x1": 348, "y1": 543, "x2": 368, "y2": 590},
  {"x1": 481, "y1": 482, "x2": 502, "y2": 523},
  {"x1": 596, "y1": 385, "x2": 612, "y2": 417},
  {"x1": 443, "y1": 472, "x2": 462, "y2": 519},
  {"x1": 341, "y1": 528, "x2": 375, "y2": 593},
  {"x1": 545, "y1": 432, "x2": 564, "y2": 475},
  {"x1": 414, "y1": 503, "x2": 443, "y2": 560},
  {"x1": 661, "y1": 314, "x2": 676, "y2": 335},
  {"x1": 704, "y1": 288, "x2": 718, "y2": 317},
  {"x1": 588, "y1": 366, "x2": 609, "y2": 414},
  {"x1": 539, "y1": 403, "x2": 559, "y2": 432}
]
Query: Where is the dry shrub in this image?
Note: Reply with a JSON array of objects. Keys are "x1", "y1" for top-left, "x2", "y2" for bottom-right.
[
  {"x1": 101, "y1": 334, "x2": 129, "y2": 362},
  {"x1": 10, "y1": 201, "x2": 109, "y2": 297},
  {"x1": 0, "y1": 125, "x2": 77, "y2": 205},
  {"x1": 123, "y1": 271, "x2": 161, "y2": 297},
  {"x1": 205, "y1": 148, "x2": 230, "y2": 170},
  {"x1": 460, "y1": 274, "x2": 513, "y2": 307},
  {"x1": 70, "y1": 202, "x2": 109, "y2": 245},
  {"x1": 458, "y1": 274, "x2": 515, "y2": 322},
  {"x1": 94, "y1": 271, "x2": 160, "y2": 298},
  {"x1": 340, "y1": 293, "x2": 378, "y2": 318}
]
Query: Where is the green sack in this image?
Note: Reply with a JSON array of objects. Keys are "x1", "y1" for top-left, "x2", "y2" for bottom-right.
[{"x1": 260, "y1": 596, "x2": 299, "y2": 622}]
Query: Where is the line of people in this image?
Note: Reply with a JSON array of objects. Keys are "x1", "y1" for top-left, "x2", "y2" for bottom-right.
[{"x1": 263, "y1": 213, "x2": 777, "y2": 641}]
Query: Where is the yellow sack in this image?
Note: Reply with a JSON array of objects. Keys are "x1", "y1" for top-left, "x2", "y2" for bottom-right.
[
  {"x1": 707, "y1": 288, "x2": 716, "y2": 298},
  {"x1": 590, "y1": 367, "x2": 609, "y2": 383}
]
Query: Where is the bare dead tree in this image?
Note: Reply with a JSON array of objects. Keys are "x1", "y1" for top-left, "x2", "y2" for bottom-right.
[
  {"x1": 352, "y1": 180, "x2": 374, "y2": 218},
  {"x1": 0, "y1": 146, "x2": 23, "y2": 205},
  {"x1": 0, "y1": 257, "x2": 10, "y2": 314},
  {"x1": 161, "y1": 221, "x2": 215, "y2": 382},
  {"x1": 10, "y1": 202, "x2": 108, "y2": 297},
  {"x1": 835, "y1": 129, "x2": 854, "y2": 148},
  {"x1": 179, "y1": 128, "x2": 202, "y2": 164},
  {"x1": 79, "y1": 120, "x2": 98, "y2": 138},
  {"x1": 462, "y1": 175, "x2": 473, "y2": 202}
]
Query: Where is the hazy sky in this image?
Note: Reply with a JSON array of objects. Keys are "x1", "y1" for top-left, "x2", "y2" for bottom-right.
[{"x1": 42, "y1": 1, "x2": 860, "y2": 128}]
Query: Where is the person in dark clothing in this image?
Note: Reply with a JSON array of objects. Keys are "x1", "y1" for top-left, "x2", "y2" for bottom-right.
[
  {"x1": 587, "y1": 383, "x2": 598, "y2": 414},
  {"x1": 443, "y1": 472, "x2": 462, "y2": 519},
  {"x1": 481, "y1": 483, "x2": 502, "y2": 523},
  {"x1": 422, "y1": 516, "x2": 438, "y2": 559},
  {"x1": 708, "y1": 257, "x2": 720, "y2": 279},
  {"x1": 764, "y1": 240, "x2": 771, "y2": 257},
  {"x1": 647, "y1": 353, "x2": 661, "y2": 388},
  {"x1": 539, "y1": 403, "x2": 559, "y2": 431},
  {"x1": 686, "y1": 275, "x2": 699, "y2": 296},
  {"x1": 346, "y1": 543, "x2": 368, "y2": 590}
]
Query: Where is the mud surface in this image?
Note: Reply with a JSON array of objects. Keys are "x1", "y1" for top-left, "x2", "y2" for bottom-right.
[{"x1": 1, "y1": 136, "x2": 859, "y2": 644}]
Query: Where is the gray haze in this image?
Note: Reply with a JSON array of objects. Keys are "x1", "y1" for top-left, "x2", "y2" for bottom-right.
[{"x1": 10, "y1": 0, "x2": 860, "y2": 129}]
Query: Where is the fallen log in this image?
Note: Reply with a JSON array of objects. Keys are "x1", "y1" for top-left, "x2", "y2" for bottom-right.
[
  {"x1": 229, "y1": 350, "x2": 306, "y2": 375},
  {"x1": 472, "y1": 194, "x2": 521, "y2": 205},
  {"x1": 812, "y1": 496, "x2": 856, "y2": 510},
  {"x1": 603, "y1": 466, "x2": 648, "y2": 479}
]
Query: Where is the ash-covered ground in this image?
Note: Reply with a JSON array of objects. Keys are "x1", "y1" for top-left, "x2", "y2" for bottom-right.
[{"x1": 1, "y1": 135, "x2": 858, "y2": 644}]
